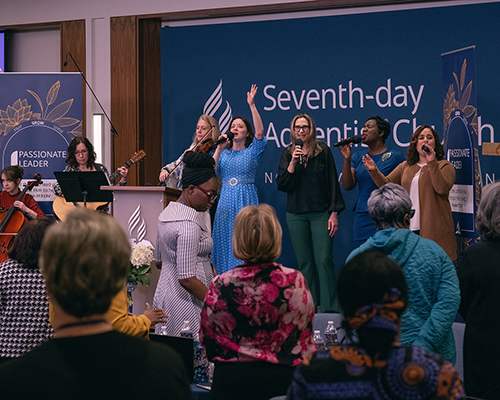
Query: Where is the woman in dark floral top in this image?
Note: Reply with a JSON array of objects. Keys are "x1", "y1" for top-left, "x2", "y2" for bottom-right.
[{"x1": 200, "y1": 204, "x2": 315, "y2": 400}]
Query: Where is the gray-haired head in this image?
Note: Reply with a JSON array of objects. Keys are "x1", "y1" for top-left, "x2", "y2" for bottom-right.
[
  {"x1": 476, "y1": 181, "x2": 500, "y2": 241},
  {"x1": 368, "y1": 183, "x2": 412, "y2": 230}
]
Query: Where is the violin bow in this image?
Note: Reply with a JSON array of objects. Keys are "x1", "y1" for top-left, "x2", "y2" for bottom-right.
[{"x1": 160, "y1": 125, "x2": 215, "y2": 184}]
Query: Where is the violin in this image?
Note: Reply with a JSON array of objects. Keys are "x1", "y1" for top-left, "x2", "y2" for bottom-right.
[
  {"x1": 195, "y1": 137, "x2": 214, "y2": 154},
  {"x1": 0, "y1": 174, "x2": 43, "y2": 262},
  {"x1": 160, "y1": 126, "x2": 216, "y2": 185}
]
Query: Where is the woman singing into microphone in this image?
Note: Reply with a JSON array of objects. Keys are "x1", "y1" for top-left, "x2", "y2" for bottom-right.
[
  {"x1": 211, "y1": 84, "x2": 267, "y2": 274},
  {"x1": 363, "y1": 125, "x2": 457, "y2": 261},
  {"x1": 277, "y1": 113, "x2": 345, "y2": 313},
  {"x1": 339, "y1": 116, "x2": 405, "y2": 247}
]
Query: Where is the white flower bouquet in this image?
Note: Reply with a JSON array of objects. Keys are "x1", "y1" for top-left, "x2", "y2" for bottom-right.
[{"x1": 128, "y1": 239, "x2": 154, "y2": 286}]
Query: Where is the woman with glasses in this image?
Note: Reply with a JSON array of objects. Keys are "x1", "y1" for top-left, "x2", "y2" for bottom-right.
[
  {"x1": 211, "y1": 84, "x2": 267, "y2": 274},
  {"x1": 363, "y1": 125, "x2": 457, "y2": 261},
  {"x1": 277, "y1": 113, "x2": 345, "y2": 313},
  {"x1": 153, "y1": 151, "x2": 218, "y2": 337},
  {"x1": 347, "y1": 183, "x2": 460, "y2": 363},
  {"x1": 339, "y1": 116, "x2": 405, "y2": 247},
  {"x1": 53, "y1": 137, "x2": 128, "y2": 213}
]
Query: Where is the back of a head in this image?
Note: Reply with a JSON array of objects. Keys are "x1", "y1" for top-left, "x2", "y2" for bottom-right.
[
  {"x1": 476, "y1": 181, "x2": 500, "y2": 241},
  {"x1": 40, "y1": 208, "x2": 131, "y2": 318},
  {"x1": 9, "y1": 217, "x2": 54, "y2": 269},
  {"x1": 368, "y1": 183, "x2": 412, "y2": 230},
  {"x1": 338, "y1": 250, "x2": 408, "y2": 357},
  {"x1": 233, "y1": 204, "x2": 282, "y2": 264}
]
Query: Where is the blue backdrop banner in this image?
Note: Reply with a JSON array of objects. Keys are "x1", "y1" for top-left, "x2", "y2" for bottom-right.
[
  {"x1": 442, "y1": 47, "x2": 480, "y2": 241},
  {"x1": 0, "y1": 73, "x2": 82, "y2": 217},
  {"x1": 161, "y1": 2, "x2": 500, "y2": 269}
]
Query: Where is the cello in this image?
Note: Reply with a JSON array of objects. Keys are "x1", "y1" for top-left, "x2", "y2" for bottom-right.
[{"x1": 0, "y1": 174, "x2": 43, "y2": 262}]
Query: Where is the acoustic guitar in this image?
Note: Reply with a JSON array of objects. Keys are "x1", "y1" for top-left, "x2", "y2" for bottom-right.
[{"x1": 53, "y1": 150, "x2": 146, "y2": 221}]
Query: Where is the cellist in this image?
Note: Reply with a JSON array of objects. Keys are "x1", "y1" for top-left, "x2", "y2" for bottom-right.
[{"x1": 0, "y1": 165, "x2": 44, "y2": 219}]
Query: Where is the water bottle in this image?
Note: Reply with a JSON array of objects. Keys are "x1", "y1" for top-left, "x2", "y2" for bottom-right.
[
  {"x1": 324, "y1": 320, "x2": 338, "y2": 348},
  {"x1": 193, "y1": 335, "x2": 210, "y2": 384},
  {"x1": 159, "y1": 324, "x2": 168, "y2": 336},
  {"x1": 313, "y1": 330, "x2": 325, "y2": 352},
  {"x1": 179, "y1": 320, "x2": 193, "y2": 338}
]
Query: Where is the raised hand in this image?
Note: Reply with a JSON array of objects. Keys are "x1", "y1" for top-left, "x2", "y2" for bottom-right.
[{"x1": 247, "y1": 84, "x2": 258, "y2": 107}]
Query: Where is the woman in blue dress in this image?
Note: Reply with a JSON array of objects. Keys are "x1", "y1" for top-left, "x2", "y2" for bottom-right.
[
  {"x1": 211, "y1": 84, "x2": 266, "y2": 274},
  {"x1": 339, "y1": 116, "x2": 405, "y2": 247}
]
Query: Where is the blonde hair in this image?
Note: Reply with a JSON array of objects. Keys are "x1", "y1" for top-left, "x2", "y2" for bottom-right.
[
  {"x1": 289, "y1": 113, "x2": 318, "y2": 159},
  {"x1": 194, "y1": 115, "x2": 221, "y2": 143},
  {"x1": 40, "y1": 208, "x2": 131, "y2": 318},
  {"x1": 233, "y1": 204, "x2": 282, "y2": 264}
]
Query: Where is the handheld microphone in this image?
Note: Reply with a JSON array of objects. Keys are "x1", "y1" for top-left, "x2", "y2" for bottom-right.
[
  {"x1": 422, "y1": 144, "x2": 430, "y2": 153},
  {"x1": 63, "y1": 53, "x2": 68, "y2": 67},
  {"x1": 209, "y1": 131, "x2": 235, "y2": 151},
  {"x1": 333, "y1": 135, "x2": 362, "y2": 147},
  {"x1": 295, "y1": 139, "x2": 304, "y2": 165}
]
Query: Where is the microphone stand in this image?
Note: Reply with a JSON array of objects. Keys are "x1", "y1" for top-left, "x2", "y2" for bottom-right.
[{"x1": 64, "y1": 52, "x2": 118, "y2": 174}]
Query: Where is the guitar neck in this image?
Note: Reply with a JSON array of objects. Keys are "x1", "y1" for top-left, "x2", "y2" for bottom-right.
[
  {"x1": 109, "y1": 160, "x2": 133, "y2": 183},
  {"x1": 107, "y1": 150, "x2": 146, "y2": 183}
]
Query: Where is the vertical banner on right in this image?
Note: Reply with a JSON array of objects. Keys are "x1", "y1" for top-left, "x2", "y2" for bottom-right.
[{"x1": 442, "y1": 46, "x2": 481, "y2": 249}]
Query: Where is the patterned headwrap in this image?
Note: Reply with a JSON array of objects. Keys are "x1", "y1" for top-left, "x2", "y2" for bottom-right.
[{"x1": 344, "y1": 288, "x2": 405, "y2": 332}]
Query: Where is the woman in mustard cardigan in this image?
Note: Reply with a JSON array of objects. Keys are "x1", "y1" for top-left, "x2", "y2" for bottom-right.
[{"x1": 363, "y1": 125, "x2": 457, "y2": 261}]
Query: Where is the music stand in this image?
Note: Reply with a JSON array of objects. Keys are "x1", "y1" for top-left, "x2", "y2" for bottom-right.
[{"x1": 54, "y1": 171, "x2": 113, "y2": 207}]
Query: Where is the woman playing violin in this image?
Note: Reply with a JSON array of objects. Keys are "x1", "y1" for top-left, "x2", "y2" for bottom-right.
[
  {"x1": 0, "y1": 165, "x2": 44, "y2": 219},
  {"x1": 158, "y1": 115, "x2": 221, "y2": 188}
]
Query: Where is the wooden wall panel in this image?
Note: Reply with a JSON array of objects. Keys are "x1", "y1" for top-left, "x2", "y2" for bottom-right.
[
  {"x1": 138, "y1": 18, "x2": 162, "y2": 186},
  {"x1": 60, "y1": 20, "x2": 86, "y2": 136},
  {"x1": 110, "y1": 16, "x2": 140, "y2": 184}
]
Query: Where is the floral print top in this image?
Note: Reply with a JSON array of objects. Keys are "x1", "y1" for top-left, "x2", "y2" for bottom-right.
[{"x1": 200, "y1": 262, "x2": 316, "y2": 366}]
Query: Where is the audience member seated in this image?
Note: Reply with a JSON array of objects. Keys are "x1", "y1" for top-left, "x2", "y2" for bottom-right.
[
  {"x1": 0, "y1": 208, "x2": 193, "y2": 400},
  {"x1": 0, "y1": 218, "x2": 54, "y2": 366},
  {"x1": 287, "y1": 250, "x2": 464, "y2": 400},
  {"x1": 347, "y1": 183, "x2": 460, "y2": 363},
  {"x1": 458, "y1": 181, "x2": 500, "y2": 399},
  {"x1": 49, "y1": 285, "x2": 168, "y2": 339},
  {"x1": 106, "y1": 285, "x2": 168, "y2": 338},
  {"x1": 200, "y1": 204, "x2": 316, "y2": 400}
]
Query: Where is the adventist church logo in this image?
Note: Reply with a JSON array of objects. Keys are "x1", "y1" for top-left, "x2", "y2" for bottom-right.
[{"x1": 203, "y1": 80, "x2": 233, "y2": 134}]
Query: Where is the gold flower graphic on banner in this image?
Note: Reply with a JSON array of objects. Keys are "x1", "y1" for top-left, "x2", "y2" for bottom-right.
[
  {"x1": 443, "y1": 59, "x2": 477, "y2": 135},
  {"x1": 0, "y1": 99, "x2": 33, "y2": 135},
  {"x1": 0, "y1": 81, "x2": 81, "y2": 136}
]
